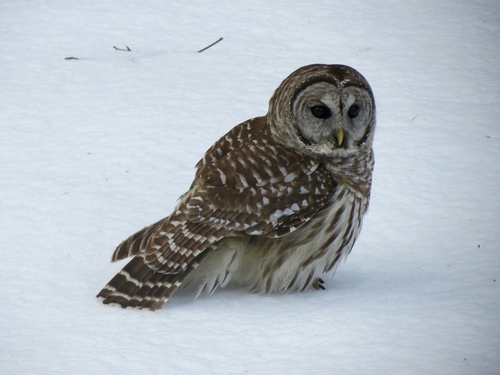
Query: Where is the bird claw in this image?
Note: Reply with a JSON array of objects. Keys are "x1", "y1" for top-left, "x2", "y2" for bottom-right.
[{"x1": 313, "y1": 277, "x2": 326, "y2": 290}]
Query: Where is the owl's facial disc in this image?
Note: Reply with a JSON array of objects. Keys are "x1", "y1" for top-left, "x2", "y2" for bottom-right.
[
  {"x1": 308, "y1": 103, "x2": 344, "y2": 146},
  {"x1": 292, "y1": 82, "x2": 373, "y2": 150}
]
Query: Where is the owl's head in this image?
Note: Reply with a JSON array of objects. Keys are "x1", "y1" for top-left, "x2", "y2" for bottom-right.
[{"x1": 268, "y1": 64, "x2": 376, "y2": 157}]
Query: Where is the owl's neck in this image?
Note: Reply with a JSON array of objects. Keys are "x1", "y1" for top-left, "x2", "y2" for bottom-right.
[{"x1": 324, "y1": 147, "x2": 374, "y2": 198}]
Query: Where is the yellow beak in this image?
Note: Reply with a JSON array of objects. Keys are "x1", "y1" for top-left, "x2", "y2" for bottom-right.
[{"x1": 336, "y1": 128, "x2": 344, "y2": 146}]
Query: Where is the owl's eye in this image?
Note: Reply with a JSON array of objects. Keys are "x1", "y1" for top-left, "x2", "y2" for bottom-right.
[
  {"x1": 310, "y1": 105, "x2": 331, "y2": 119},
  {"x1": 347, "y1": 104, "x2": 360, "y2": 118}
]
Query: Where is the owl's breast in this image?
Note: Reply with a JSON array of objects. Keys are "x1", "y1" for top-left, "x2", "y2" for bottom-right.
[
  {"x1": 224, "y1": 185, "x2": 369, "y2": 293},
  {"x1": 308, "y1": 185, "x2": 368, "y2": 272}
]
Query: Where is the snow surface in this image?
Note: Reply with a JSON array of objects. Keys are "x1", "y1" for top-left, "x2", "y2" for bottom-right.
[{"x1": 1, "y1": 1, "x2": 499, "y2": 374}]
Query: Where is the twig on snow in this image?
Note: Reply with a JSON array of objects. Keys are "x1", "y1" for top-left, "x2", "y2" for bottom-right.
[
  {"x1": 113, "y1": 45, "x2": 131, "y2": 52},
  {"x1": 64, "y1": 57, "x2": 79, "y2": 60},
  {"x1": 197, "y1": 37, "x2": 223, "y2": 53}
]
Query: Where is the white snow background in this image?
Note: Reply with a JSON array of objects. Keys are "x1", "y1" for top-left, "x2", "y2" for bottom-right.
[{"x1": 1, "y1": 1, "x2": 499, "y2": 374}]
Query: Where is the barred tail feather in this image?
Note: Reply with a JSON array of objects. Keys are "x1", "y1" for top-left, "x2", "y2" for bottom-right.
[{"x1": 97, "y1": 252, "x2": 211, "y2": 310}]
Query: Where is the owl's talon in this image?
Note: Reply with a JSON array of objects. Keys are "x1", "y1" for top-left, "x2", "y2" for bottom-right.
[{"x1": 313, "y1": 277, "x2": 326, "y2": 290}]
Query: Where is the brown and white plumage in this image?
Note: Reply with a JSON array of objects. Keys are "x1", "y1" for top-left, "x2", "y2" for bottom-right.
[{"x1": 97, "y1": 64, "x2": 376, "y2": 310}]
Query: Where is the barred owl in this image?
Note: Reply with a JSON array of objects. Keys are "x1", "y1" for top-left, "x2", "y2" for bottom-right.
[{"x1": 97, "y1": 64, "x2": 376, "y2": 310}]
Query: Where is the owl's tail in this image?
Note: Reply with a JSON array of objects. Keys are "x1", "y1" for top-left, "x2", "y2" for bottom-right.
[
  {"x1": 96, "y1": 254, "x2": 206, "y2": 310},
  {"x1": 97, "y1": 218, "x2": 210, "y2": 310},
  {"x1": 97, "y1": 209, "x2": 227, "y2": 310}
]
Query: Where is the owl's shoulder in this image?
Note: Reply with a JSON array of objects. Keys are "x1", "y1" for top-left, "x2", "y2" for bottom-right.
[{"x1": 194, "y1": 116, "x2": 269, "y2": 173}]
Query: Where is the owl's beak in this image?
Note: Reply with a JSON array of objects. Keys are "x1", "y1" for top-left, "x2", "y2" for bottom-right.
[{"x1": 336, "y1": 128, "x2": 344, "y2": 146}]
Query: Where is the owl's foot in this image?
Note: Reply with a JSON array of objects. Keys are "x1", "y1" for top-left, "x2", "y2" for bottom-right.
[{"x1": 313, "y1": 277, "x2": 326, "y2": 290}]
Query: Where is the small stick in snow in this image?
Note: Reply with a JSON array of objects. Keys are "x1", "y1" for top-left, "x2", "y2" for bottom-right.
[
  {"x1": 113, "y1": 46, "x2": 131, "y2": 52},
  {"x1": 197, "y1": 37, "x2": 223, "y2": 53},
  {"x1": 65, "y1": 57, "x2": 79, "y2": 60}
]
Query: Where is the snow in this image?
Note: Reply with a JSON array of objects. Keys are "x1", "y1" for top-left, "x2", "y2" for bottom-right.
[{"x1": 1, "y1": 0, "x2": 499, "y2": 374}]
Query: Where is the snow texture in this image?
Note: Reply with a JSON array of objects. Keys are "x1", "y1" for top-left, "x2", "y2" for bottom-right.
[{"x1": 1, "y1": 1, "x2": 499, "y2": 374}]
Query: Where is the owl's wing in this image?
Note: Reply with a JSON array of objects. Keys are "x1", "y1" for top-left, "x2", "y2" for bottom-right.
[
  {"x1": 185, "y1": 125, "x2": 336, "y2": 238},
  {"x1": 134, "y1": 120, "x2": 335, "y2": 273},
  {"x1": 98, "y1": 120, "x2": 336, "y2": 309}
]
